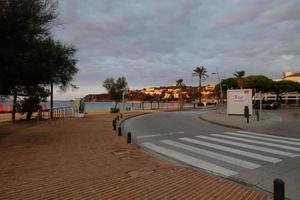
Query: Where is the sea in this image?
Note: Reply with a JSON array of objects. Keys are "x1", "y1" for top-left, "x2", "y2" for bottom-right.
[{"x1": 0, "y1": 98, "x2": 194, "y2": 111}]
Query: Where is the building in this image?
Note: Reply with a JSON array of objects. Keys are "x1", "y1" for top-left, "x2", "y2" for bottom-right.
[{"x1": 283, "y1": 72, "x2": 300, "y2": 83}]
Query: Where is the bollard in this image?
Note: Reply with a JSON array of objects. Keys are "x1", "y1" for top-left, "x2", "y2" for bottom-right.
[
  {"x1": 274, "y1": 178, "x2": 284, "y2": 200},
  {"x1": 127, "y1": 132, "x2": 131, "y2": 144},
  {"x1": 113, "y1": 119, "x2": 116, "y2": 131},
  {"x1": 118, "y1": 127, "x2": 122, "y2": 136},
  {"x1": 117, "y1": 115, "x2": 119, "y2": 121},
  {"x1": 120, "y1": 114, "x2": 123, "y2": 119},
  {"x1": 112, "y1": 119, "x2": 115, "y2": 127},
  {"x1": 256, "y1": 109, "x2": 260, "y2": 121},
  {"x1": 244, "y1": 106, "x2": 249, "y2": 124}
]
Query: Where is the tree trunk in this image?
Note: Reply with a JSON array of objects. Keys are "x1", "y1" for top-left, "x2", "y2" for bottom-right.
[
  {"x1": 50, "y1": 81, "x2": 53, "y2": 119},
  {"x1": 199, "y1": 77, "x2": 202, "y2": 105},
  {"x1": 12, "y1": 91, "x2": 17, "y2": 122},
  {"x1": 26, "y1": 111, "x2": 32, "y2": 120}
]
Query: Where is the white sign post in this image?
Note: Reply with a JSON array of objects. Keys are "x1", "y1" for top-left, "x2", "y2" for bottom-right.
[{"x1": 227, "y1": 89, "x2": 253, "y2": 115}]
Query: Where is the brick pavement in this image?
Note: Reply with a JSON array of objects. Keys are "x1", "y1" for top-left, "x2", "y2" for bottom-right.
[{"x1": 0, "y1": 113, "x2": 270, "y2": 200}]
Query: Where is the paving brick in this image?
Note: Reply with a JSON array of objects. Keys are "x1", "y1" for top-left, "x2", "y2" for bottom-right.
[{"x1": 0, "y1": 113, "x2": 271, "y2": 200}]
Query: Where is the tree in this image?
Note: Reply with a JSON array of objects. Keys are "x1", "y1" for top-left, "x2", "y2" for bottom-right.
[
  {"x1": 234, "y1": 70, "x2": 246, "y2": 89},
  {"x1": 176, "y1": 79, "x2": 184, "y2": 87},
  {"x1": 103, "y1": 77, "x2": 128, "y2": 110},
  {"x1": 0, "y1": 0, "x2": 58, "y2": 91},
  {"x1": 193, "y1": 66, "x2": 209, "y2": 105},
  {"x1": 272, "y1": 80, "x2": 300, "y2": 105},
  {"x1": 176, "y1": 79, "x2": 186, "y2": 109},
  {"x1": 244, "y1": 75, "x2": 273, "y2": 92},
  {"x1": 0, "y1": 0, "x2": 78, "y2": 120},
  {"x1": 17, "y1": 85, "x2": 49, "y2": 120}
]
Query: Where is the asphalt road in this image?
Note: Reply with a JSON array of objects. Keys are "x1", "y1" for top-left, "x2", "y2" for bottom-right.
[{"x1": 123, "y1": 110, "x2": 300, "y2": 200}]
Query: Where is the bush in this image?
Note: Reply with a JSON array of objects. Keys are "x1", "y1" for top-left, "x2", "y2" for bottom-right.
[{"x1": 110, "y1": 107, "x2": 120, "y2": 113}]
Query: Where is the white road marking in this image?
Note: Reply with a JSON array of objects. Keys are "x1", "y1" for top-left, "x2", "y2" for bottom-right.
[
  {"x1": 136, "y1": 131, "x2": 184, "y2": 139},
  {"x1": 180, "y1": 137, "x2": 281, "y2": 163},
  {"x1": 142, "y1": 142, "x2": 237, "y2": 177},
  {"x1": 225, "y1": 132, "x2": 300, "y2": 146},
  {"x1": 238, "y1": 130, "x2": 300, "y2": 142},
  {"x1": 212, "y1": 134, "x2": 300, "y2": 152},
  {"x1": 161, "y1": 140, "x2": 261, "y2": 169},
  {"x1": 196, "y1": 135, "x2": 299, "y2": 157},
  {"x1": 136, "y1": 134, "x2": 161, "y2": 139}
]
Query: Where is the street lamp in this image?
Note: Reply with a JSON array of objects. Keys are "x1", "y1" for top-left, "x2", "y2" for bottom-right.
[
  {"x1": 212, "y1": 71, "x2": 224, "y2": 104},
  {"x1": 122, "y1": 88, "x2": 129, "y2": 111}
]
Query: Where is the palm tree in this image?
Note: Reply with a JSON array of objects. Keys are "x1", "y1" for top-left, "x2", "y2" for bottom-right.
[
  {"x1": 193, "y1": 66, "x2": 209, "y2": 105},
  {"x1": 234, "y1": 70, "x2": 245, "y2": 89},
  {"x1": 176, "y1": 79, "x2": 185, "y2": 109},
  {"x1": 176, "y1": 79, "x2": 184, "y2": 87}
]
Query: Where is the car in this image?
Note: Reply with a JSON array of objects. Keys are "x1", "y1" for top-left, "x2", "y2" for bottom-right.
[{"x1": 253, "y1": 101, "x2": 279, "y2": 109}]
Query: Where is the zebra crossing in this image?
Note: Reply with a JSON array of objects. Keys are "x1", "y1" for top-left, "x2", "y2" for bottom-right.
[{"x1": 141, "y1": 130, "x2": 300, "y2": 177}]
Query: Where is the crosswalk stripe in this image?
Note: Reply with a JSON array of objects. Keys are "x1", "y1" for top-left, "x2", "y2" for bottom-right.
[
  {"x1": 161, "y1": 140, "x2": 260, "y2": 169},
  {"x1": 137, "y1": 134, "x2": 161, "y2": 139},
  {"x1": 196, "y1": 135, "x2": 299, "y2": 157},
  {"x1": 212, "y1": 134, "x2": 300, "y2": 152},
  {"x1": 225, "y1": 132, "x2": 300, "y2": 146},
  {"x1": 180, "y1": 137, "x2": 281, "y2": 163},
  {"x1": 238, "y1": 130, "x2": 300, "y2": 142},
  {"x1": 142, "y1": 142, "x2": 238, "y2": 177}
]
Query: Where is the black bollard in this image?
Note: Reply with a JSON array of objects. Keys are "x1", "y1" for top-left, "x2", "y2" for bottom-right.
[
  {"x1": 117, "y1": 115, "x2": 119, "y2": 121},
  {"x1": 127, "y1": 132, "x2": 131, "y2": 144},
  {"x1": 120, "y1": 114, "x2": 123, "y2": 119},
  {"x1": 118, "y1": 127, "x2": 122, "y2": 136},
  {"x1": 244, "y1": 106, "x2": 249, "y2": 124},
  {"x1": 256, "y1": 110, "x2": 260, "y2": 121},
  {"x1": 113, "y1": 119, "x2": 116, "y2": 131},
  {"x1": 274, "y1": 178, "x2": 284, "y2": 200}
]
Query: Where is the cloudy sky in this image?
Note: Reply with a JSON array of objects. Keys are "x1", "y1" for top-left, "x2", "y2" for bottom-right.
[{"x1": 52, "y1": 0, "x2": 300, "y2": 100}]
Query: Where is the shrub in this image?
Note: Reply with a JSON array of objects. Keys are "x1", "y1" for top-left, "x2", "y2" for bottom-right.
[{"x1": 110, "y1": 107, "x2": 120, "y2": 113}]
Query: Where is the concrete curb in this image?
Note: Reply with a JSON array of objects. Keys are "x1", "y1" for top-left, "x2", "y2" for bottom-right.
[{"x1": 198, "y1": 114, "x2": 244, "y2": 130}]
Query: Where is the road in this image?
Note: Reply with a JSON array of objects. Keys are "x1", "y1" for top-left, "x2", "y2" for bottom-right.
[{"x1": 122, "y1": 110, "x2": 300, "y2": 200}]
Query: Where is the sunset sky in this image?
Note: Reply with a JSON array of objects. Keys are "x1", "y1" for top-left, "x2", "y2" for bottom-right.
[{"x1": 52, "y1": 0, "x2": 300, "y2": 100}]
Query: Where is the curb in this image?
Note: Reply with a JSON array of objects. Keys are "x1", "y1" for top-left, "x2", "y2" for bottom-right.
[{"x1": 198, "y1": 114, "x2": 243, "y2": 130}]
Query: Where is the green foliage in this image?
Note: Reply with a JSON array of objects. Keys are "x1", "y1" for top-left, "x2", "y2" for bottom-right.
[
  {"x1": 193, "y1": 66, "x2": 209, "y2": 104},
  {"x1": 0, "y1": 0, "x2": 78, "y2": 120},
  {"x1": 0, "y1": 0, "x2": 58, "y2": 92},
  {"x1": 176, "y1": 79, "x2": 184, "y2": 87},
  {"x1": 244, "y1": 75, "x2": 273, "y2": 92},
  {"x1": 234, "y1": 70, "x2": 246, "y2": 89},
  {"x1": 272, "y1": 80, "x2": 300, "y2": 94},
  {"x1": 17, "y1": 85, "x2": 49, "y2": 120},
  {"x1": 110, "y1": 108, "x2": 120, "y2": 113},
  {"x1": 31, "y1": 38, "x2": 78, "y2": 90},
  {"x1": 103, "y1": 77, "x2": 128, "y2": 109}
]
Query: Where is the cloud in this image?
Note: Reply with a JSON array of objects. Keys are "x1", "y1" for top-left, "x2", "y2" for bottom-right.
[{"x1": 52, "y1": 0, "x2": 300, "y2": 99}]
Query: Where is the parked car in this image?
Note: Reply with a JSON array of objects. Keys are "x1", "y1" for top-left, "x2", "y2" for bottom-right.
[{"x1": 253, "y1": 100, "x2": 279, "y2": 109}]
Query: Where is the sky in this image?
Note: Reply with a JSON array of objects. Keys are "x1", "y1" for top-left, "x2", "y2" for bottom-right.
[{"x1": 52, "y1": 0, "x2": 300, "y2": 100}]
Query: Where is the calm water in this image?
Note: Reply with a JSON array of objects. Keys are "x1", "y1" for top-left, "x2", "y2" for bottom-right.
[
  {"x1": 86, "y1": 101, "x2": 194, "y2": 111},
  {"x1": 1, "y1": 99, "x2": 194, "y2": 111}
]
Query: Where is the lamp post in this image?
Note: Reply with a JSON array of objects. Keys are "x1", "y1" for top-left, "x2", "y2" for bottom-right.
[
  {"x1": 122, "y1": 88, "x2": 129, "y2": 111},
  {"x1": 212, "y1": 71, "x2": 223, "y2": 104}
]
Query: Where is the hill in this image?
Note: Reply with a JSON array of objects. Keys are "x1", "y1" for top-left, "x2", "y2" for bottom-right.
[{"x1": 84, "y1": 94, "x2": 112, "y2": 102}]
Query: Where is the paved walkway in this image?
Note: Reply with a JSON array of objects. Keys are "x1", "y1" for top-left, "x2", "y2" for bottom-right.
[
  {"x1": 200, "y1": 106, "x2": 300, "y2": 137},
  {"x1": 0, "y1": 113, "x2": 270, "y2": 199}
]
